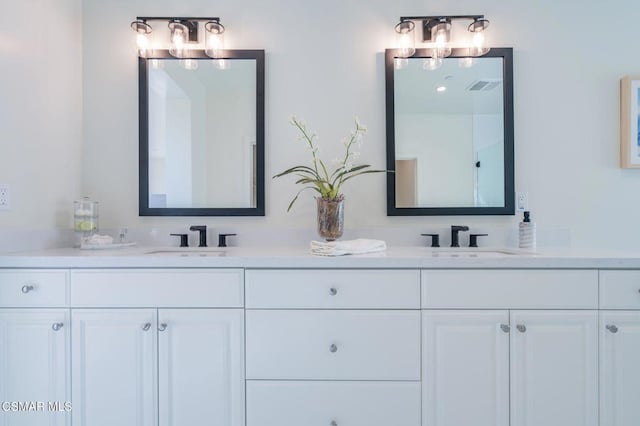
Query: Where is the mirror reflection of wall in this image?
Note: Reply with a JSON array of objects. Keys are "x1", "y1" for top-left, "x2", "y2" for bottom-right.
[
  {"x1": 394, "y1": 56, "x2": 504, "y2": 209},
  {"x1": 147, "y1": 59, "x2": 257, "y2": 209}
]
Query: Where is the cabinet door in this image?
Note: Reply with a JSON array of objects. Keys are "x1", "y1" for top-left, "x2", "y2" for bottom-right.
[
  {"x1": 158, "y1": 309, "x2": 244, "y2": 426},
  {"x1": 600, "y1": 311, "x2": 640, "y2": 426},
  {"x1": 510, "y1": 310, "x2": 598, "y2": 426},
  {"x1": 71, "y1": 309, "x2": 157, "y2": 426},
  {"x1": 0, "y1": 309, "x2": 70, "y2": 426},
  {"x1": 422, "y1": 310, "x2": 509, "y2": 426}
]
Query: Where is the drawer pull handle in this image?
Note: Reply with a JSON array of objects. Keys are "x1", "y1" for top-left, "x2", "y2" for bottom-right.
[
  {"x1": 142, "y1": 323, "x2": 151, "y2": 331},
  {"x1": 500, "y1": 324, "x2": 510, "y2": 333},
  {"x1": 21, "y1": 285, "x2": 35, "y2": 294},
  {"x1": 52, "y1": 323, "x2": 64, "y2": 331},
  {"x1": 329, "y1": 344, "x2": 338, "y2": 353},
  {"x1": 329, "y1": 287, "x2": 338, "y2": 296},
  {"x1": 158, "y1": 323, "x2": 167, "y2": 332},
  {"x1": 606, "y1": 325, "x2": 619, "y2": 334},
  {"x1": 331, "y1": 421, "x2": 338, "y2": 426},
  {"x1": 516, "y1": 324, "x2": 526, "y2": 333}
]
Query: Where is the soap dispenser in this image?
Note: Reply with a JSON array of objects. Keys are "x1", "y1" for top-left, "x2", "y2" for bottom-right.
[{"x1": 518, "y1": 211, "x2": 536, "y2": 250}]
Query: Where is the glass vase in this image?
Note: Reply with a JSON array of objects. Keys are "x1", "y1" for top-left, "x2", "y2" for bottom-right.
[{"x1": 317, "y1": 197, "x2": 344, "y2": 241}]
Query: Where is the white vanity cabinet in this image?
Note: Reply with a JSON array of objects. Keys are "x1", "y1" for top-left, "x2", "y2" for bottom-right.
[
  {"x1": 599, "y1": 271, "x2": 640, "y2": 426},
  {"x1": 0, "y1": 269, "x2": 70, "y2": 426},
  {"x1": 421, "y1": 270, "x2": 599, "y2": 426},
  {"x1": 0, "y1": 309, "x2": 70, "y2": 426},
  {"x1": 245, "y1": 269, "x2": 422, "y2": 426},
  {"x1": 70, "y1": 269, "x2": 245, "y2": 426}
]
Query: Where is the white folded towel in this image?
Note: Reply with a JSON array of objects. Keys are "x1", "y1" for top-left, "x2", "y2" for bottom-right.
[
  {"x1": 83, "y1": 234, "x2": 114, "y2": 246},
  {"x1": 310, "y1": 239, "x2": 387, "y2": 257}
]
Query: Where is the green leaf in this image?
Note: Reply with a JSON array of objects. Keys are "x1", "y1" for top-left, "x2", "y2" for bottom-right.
[
  {"x1": 273, "y1": 165, "x2": 320, "y2": 179},
  {"x1": 286, "y1": 186, "x2": 316, "y2": 212}
]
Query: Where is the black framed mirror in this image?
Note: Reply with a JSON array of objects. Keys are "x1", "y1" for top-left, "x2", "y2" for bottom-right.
[
  {"x1": 385, "y1": 48, "x2": 514, "y2": 216},
  {"x1": 139, "y1": 49, "x2": 265, "y2": 216}
]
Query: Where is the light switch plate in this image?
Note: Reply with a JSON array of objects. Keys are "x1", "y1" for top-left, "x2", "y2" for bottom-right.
[
  {"x1": 516, "y1": 192, "x2": 528, "y2": 212},
  {"x1": 0, "y1": 184, "x2": 11, "y2": 211}
]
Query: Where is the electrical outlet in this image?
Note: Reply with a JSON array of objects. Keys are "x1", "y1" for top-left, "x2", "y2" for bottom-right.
[
  {"x1": 516, "y1": 192, "x2": 528, "y2": 212},
  {"x1": 0, "y1": 185, "x2": 10, "y2": 211}
]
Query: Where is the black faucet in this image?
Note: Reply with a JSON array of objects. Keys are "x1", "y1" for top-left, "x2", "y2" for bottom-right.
[
  {"x1": 189, "y1": 225, "x2": 208, "y2": 247},
  {"x1": 450, "y1": 225, "x2": 469, "y2": 247}
]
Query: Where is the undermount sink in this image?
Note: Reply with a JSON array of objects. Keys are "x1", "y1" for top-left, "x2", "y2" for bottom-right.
[
  {"x1": 145, "y1": 249, "x2": 226, "y2": 257},
  {"x1": 424, "y1": 248, "x2": 530, "y2": 257}
]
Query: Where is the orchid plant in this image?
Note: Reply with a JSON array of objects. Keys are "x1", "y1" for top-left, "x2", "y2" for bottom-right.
[{"x1": 273, "y1": 116, "x2": 388, "y2": 211}]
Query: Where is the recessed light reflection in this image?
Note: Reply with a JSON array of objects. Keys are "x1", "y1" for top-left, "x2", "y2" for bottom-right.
[{"x1": 436, "y1": 86, "x2": 447, "y2": 93}]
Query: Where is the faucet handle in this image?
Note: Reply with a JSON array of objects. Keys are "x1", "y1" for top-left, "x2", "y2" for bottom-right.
[
  {"x1": 218, "y1": 233, "x2": 237, "y2": 248},
  {"x1": 421, "y1": 233, "x2": 440, "y2": 248},
  {"x1": 469, "y1": 234, "x2": 488, "y2": 248},
  {"x1": 170, "y1": 233, "x2": 189, "y2": 247}
]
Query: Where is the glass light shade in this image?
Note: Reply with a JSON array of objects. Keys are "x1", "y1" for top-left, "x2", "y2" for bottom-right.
[
  {"x1": 422, "y1": 57, "x2": 442, "y2": 71},
  {"x1": 214, "y1": 59, "x2": 230, "y2": 70},
  {"x1": 181, "y1": 59, "x2": 199, "y2": 70},
  {"x1": 431, "y1": 20, "x2": 452, "y2": 58},
  {"x1": 149, "y1": 59, "x2": 163, "y2": 69},
  {"x1": 131, "y1": 20, "x2": 152, "y2": 58},
  {"x1": 205, "y1": 21, "x2": 225, "y2": 58},
  {"x1": 395, "y1": 21, "x2": 416, "y2": 58},
  {"x1": 468, "y1": 19, "x2": 490, "y2": 57},
  {"x1": 458, "y1": 57, "x2": 475, "y2": 68},
  {"x1": 394, "y1": 58, "x2": 408, "y2": 70},
  {"x1": 168, "y1": 22, "x2": 188, "y2": 58}
]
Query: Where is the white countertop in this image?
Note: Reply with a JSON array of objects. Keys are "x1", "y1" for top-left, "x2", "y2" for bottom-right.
[{"x1": 1, "y1": 245, "x2": 640, "y2": 269}]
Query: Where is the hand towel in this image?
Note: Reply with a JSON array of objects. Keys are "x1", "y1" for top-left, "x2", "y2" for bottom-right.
[{"x1": 310, "y1": 239, "x2": 387, "y2": 256}]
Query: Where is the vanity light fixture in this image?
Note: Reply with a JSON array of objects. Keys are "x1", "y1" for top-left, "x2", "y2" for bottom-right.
[
  {"x1": 394, "y1": 14, "x2": 490, "y2": 60},
  {"x1": 130, "y1": 16, "x2": 226, "y2": 61}
]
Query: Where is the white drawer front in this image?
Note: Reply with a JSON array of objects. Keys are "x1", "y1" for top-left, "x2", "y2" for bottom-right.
[
  {"x1": 600, "y1": 270, "x2": 640, "y2": 309},
  {"x1": 246, "y1": 310, "x2": 420, "y2": 380},
  {"x1": 245, "y1": 269, "x2": 419, "y2": 309},
  {"x1": 71, "y1": 269, "x2": 243, "y2": 307},
  {"x1": 246, "y1": 381, "x2": 421, "y2": 426},
  {"x1": 422, "y1": 269, "x2": 598, "y2": 309},
  {"x1": 0, "y1": 270, "x2": 68, "y2": 307}
]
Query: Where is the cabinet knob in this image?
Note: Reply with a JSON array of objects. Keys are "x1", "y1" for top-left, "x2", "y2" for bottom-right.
[
  {"x1": 500, "y1": 324, "x2": 510, "y2": 333},
  {"x1": 331, "y1": 421, "x2": 338, "y2": 426},
  {"x1": 329, "y1": 344, "x2": 338, "y2": 353},
  {"x1": 21, "y1": 285, "x2": 35, "y2": 294},
  {"x1": 516, "y1": 324, "x2": 526, "y2": 333},
  {"x1": 606, "y1": 324, "x2": 619, "y2": 334},
  {"x1": 329, "y1": 287, "x2": 338, "y2": 296},
  {"x1": 158, "y1": 323, "x2": 167, "y2": 332},
  {"x1": 52, "y1": 322, "x2": 64, "y2": 331},
  {"x1": 142, "y1": 323, "x2": 151, "y2": 331}
]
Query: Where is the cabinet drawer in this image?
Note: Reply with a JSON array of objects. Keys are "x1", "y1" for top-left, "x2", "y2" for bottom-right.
[
  {"x1": 71, "y1": 269, "x2": 243, "y2": 307},
  {"x1": 246, "y1": 310, "x2": 420, "y2": 380},
  {"x1": 600, "y1": 270, "x2": 640, "y2": 309},
  {"x1": 0, "y1": 270, "x2": 68, "y2": 307},
  {"x1": 247, "y1": 381, "x2": 421, "y2": 426},
  {"x1": 422, "y1": 269, "x2": 598, "y2": 309},
  {"x1": 245, "y1": 269, "x2": 419, "y2": 309}
]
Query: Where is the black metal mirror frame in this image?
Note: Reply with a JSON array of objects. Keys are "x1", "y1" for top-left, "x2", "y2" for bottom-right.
[
  {"x1": 139, "y1": 49, "x2": 265, "y2": 216},
  {"x1": 385, "y1": 47, "x2": 514, "y2": 216}
]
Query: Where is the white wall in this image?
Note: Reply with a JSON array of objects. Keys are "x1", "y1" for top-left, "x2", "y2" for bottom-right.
[
  {"x1": 0, "y1": 0, "x2": 82, "y2": 241},
  {"x1": 39, "y1": 0, "x2": 640, "y2": 249}
]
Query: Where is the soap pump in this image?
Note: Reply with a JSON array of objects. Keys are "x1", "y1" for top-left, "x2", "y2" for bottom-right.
[{"x1": 518, "y1": 211, "x2": 536, "y2": 250}]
